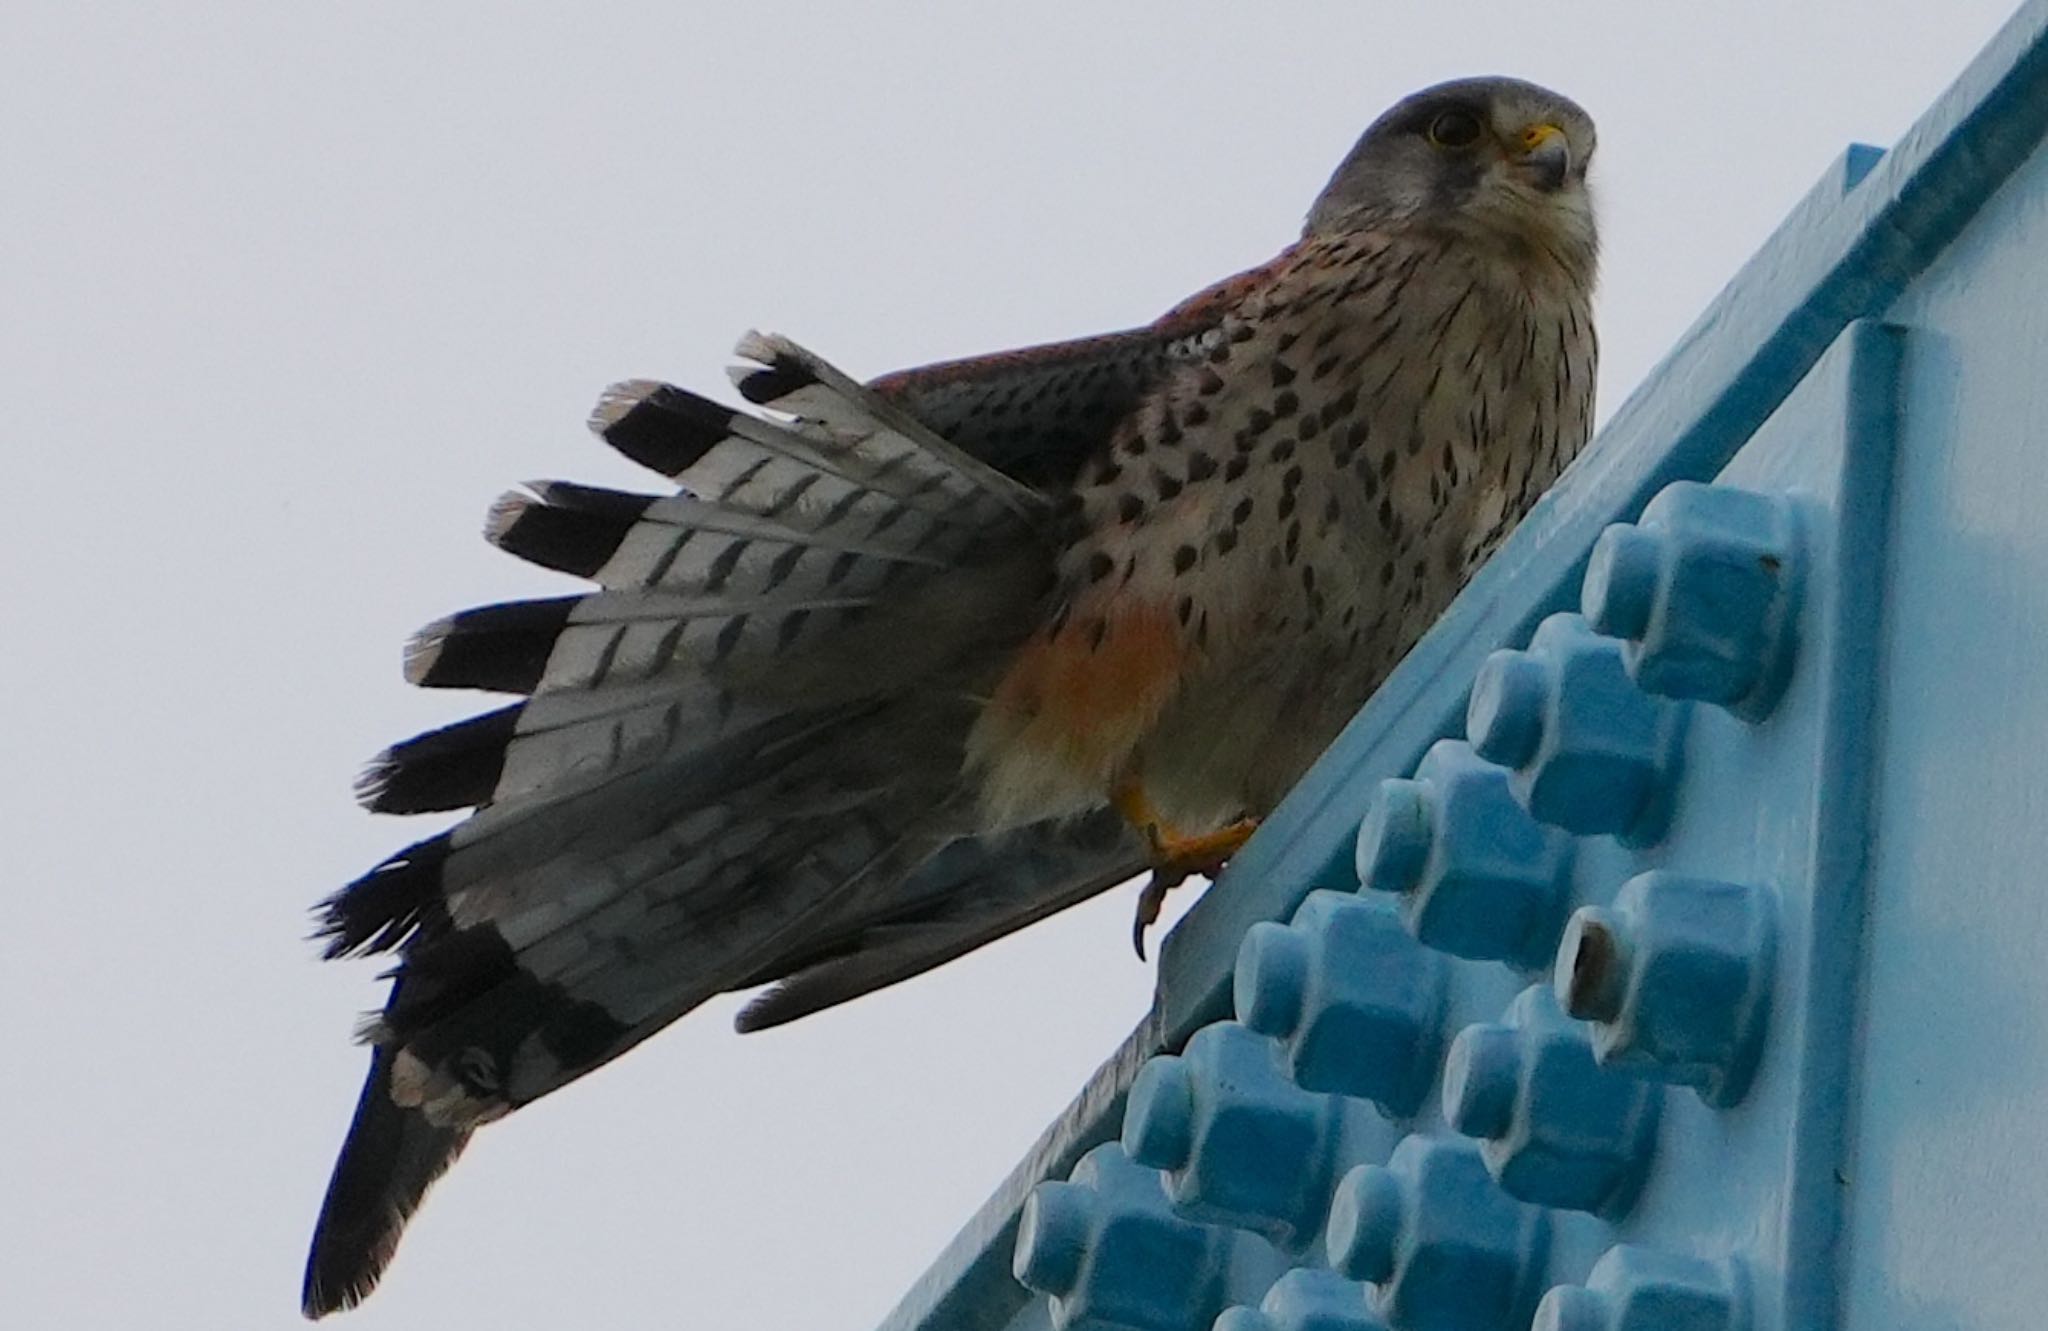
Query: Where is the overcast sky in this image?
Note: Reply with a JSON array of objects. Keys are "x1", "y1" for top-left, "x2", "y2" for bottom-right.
[{"x1": 1, "y1": 3, "x2": 2025, "y2": 1328}]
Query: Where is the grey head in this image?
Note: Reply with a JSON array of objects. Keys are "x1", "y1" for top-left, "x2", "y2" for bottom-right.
[{"x1": 1307, "y1": 76, "x2": 1597, "y2": 266}]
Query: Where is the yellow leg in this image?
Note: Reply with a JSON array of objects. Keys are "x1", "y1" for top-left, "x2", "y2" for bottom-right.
[
  {"x1": 1110, "y1": 780, "x2": 1165, "y2": 840},
  {"x1": 1148, "y1": 818, "x2": 1260, "y2": 873},
  {"x1": 1112, "y1": 780, "x2": 1261, "y2": 959}
]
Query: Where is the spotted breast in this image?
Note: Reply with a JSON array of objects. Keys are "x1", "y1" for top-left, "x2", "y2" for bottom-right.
[{"x1": 967, "y1": 224, "x2": 1596, "y2": 835}]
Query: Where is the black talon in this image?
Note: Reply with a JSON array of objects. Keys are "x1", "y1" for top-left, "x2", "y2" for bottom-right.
[{"x1": 1130, "y1": 866, "x2": 1188, "y2": 961}]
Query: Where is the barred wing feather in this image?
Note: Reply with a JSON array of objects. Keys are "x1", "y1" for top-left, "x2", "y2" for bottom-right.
[{"x1": 300, "y1": 329, "x2": 1193, "y2": 1316}]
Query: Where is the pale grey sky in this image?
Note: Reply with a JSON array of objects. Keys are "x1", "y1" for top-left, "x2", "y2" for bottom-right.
[{"x1": 0, "y1": 4, "x2": 2021, "y2": 1328}]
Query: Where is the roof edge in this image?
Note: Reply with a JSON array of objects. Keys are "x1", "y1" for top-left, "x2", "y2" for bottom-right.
[{"x1": 875, "y1": 4, "x2": 2048, "y2": 1327}]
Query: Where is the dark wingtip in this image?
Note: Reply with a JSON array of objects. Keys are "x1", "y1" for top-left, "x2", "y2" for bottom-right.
[
  {"x1": 733, "y1": 982, "x2": 796, "y2": 1034},
  {"x1": 733, "y1": 357, "x2": 818, "y2": 407},
  {"x1": 354, "y1": 702, "x2": 524, "y2": 815},
  {"x1": 484, "y1": 486, "x2": 651, "y2": 579},
  {"x1": 403, "y1": 598, "x2": 577, "y2": 697},
  {"x1": 303, "y1": 1046, "x2": 470, "y2": 1317},
  {"x1": 314, "y1": 832, "x2": 454, "y2": 960},
  {"x1": 590, "y1": 380, "x2": 737, "y2": 477}
]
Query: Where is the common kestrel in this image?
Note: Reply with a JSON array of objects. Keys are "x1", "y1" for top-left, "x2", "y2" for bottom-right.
[{"x1": 304, "y1": 75, "x2": 1597, "y2": 1315}]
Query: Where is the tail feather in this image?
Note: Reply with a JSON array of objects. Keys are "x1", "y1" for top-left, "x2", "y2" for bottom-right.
[
  {"x1": 734, "y1": 811, "x2": 1141, "y2": 1031},
  {"x1": 302, "y1": 1044, "x2": 470, "y2": 1318},
  {"x1": 490, "y1": 483, "x2": 954, "y2": 596}
]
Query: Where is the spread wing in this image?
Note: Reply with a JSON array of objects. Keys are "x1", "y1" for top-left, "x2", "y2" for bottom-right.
[{"x1": 303, "y1": 319, "x2": 1239, "y2": 1314}]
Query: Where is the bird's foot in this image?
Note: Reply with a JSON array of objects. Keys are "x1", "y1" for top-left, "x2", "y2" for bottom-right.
[{"x1": 1129, "y1": 817, "x2": 1261, "y2": 960}]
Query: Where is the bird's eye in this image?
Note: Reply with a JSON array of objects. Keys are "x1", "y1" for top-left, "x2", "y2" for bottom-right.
[{"x1": 1426, "y1": 110, "x2": 1484, "y2": 150}]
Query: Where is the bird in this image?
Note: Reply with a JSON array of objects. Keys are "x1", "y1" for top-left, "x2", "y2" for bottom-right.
[{"x1": 302, "y1": 75, "x2": 1598, "y2": 1316}]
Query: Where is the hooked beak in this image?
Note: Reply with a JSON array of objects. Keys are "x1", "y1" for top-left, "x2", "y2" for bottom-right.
[{"x1": 1511, "y1": 122, "x2": 1572, "y2": 192}]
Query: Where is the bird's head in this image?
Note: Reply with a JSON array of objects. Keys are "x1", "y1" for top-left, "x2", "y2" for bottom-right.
[{"x1": 1307, "y1": 76, "x2": 1597, "y2": 276}]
